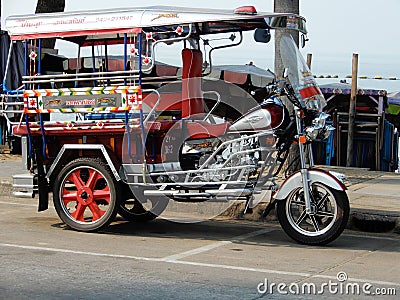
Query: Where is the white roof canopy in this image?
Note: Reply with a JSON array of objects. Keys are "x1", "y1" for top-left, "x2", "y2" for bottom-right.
[{"x1": 5, "y1": 6, "x2": 306, "y2": 40}]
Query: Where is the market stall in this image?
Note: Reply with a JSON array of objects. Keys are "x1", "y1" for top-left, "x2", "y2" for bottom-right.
[{"x1": 315, "y1": 82, "x2": 397, "y2": 171}]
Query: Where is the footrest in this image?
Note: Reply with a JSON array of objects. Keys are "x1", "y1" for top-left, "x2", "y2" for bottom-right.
[{"x1": 12, "y1": 174, "x2": 37, "y2": 198}]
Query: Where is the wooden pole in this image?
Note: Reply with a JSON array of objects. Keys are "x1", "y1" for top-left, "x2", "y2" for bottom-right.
[
  {"x1": 346, "y1": 53, "x2": 358, "y2": 167},
  {"x1": 274, "y1": 0, "x2": 300, "y2": 174},
  {"x1": 306, "y1": 53, "x2": 312, "y2": 70},
  {"x1": 274, "y1": 0, "x2": 300, "y2": 79}
]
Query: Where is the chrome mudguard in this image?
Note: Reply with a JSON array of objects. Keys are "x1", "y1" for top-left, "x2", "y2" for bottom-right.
[{"x1": 273, "y1": 169, "x2": 346, "y2": 200}]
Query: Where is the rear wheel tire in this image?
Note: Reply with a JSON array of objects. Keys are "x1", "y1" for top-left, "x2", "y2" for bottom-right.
[
  {"x1": 118, "y1": 199, "x2": 159, "y2": 222},
  {"x1": 277, "y1": 183, "x2": 349, "y2": 245},
  {"x1": 53, "y1": 158, "x2": 119, "y2": 232},
  {"x1": 118, "y1": 184, "x2": 168, "y2": 222}
]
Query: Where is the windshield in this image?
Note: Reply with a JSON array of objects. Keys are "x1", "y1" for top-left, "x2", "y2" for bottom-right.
[{"x1": 279, "y1": 34, "x2": 326, "y2": 111}]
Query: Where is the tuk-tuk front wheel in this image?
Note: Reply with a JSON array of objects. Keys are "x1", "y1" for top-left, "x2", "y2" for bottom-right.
[{"x1": 53, "y1": 158, "x2": 119, "y2": 232}]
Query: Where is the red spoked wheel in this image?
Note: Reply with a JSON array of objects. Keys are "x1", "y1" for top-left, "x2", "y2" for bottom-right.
[{"x1": 53, "y1": 158, "x2": 119, "y2": 232}]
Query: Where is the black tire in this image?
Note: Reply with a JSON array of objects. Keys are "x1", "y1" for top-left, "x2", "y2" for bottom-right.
[
  {"x1": 118, "y1": 184, "x2": 168, "y2": 222},
  {"x1": 276, "y1": 182, "x2": 349, "y2": 245},
  {"x1": 53, "y1": 158, "x2": 119, "y2": 232},
  {"x1": 118, "y1": 199, "x2": 158, "y2": 222}
]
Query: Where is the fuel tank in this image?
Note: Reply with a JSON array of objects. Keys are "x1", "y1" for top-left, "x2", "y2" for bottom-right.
[{"x1": 228, "y1": 96, "x2": 289, "y2": 132}]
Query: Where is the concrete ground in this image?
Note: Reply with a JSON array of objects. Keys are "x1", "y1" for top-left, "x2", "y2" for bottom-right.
[
  {"x1": 1, "y1": 154, "x2": 399, "y2": 298},
  {"x1": 0, "y1": 195, "x2": 399, "y2": 299},
  {"x1": 1, "y1": 154, "x2": 400, "y2": 234}
]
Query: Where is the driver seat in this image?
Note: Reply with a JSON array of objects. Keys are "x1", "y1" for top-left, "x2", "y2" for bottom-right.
[{"x1": 181, "y1": 48, "x2": 229, "y2": 139}]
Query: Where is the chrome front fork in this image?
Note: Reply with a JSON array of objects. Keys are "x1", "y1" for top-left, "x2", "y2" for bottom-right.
[{"x1": 295, "y1": 108, "x2": 314, "y2": 215}]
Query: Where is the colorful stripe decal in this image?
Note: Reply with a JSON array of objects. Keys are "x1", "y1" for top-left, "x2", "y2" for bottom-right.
[{"x1": 23, "y1": 85, "x2": 141, "y2": 113}]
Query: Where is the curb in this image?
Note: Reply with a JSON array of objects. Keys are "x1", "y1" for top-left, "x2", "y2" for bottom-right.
[
  {"x1": 221, "y1": 201, "x2": 400, "y2": 234},
  {"x1": 349, "y1": 209, "x2": 400, "y2": 234}
]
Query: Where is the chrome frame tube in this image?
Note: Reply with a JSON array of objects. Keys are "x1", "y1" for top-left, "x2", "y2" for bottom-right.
[
  {"x1": 143, "y1": 89, "x2": 161, "y2": 125},
  {"x1": 135, "y1": 180, "x2": 251, "y2": 188},
  {"x1": 150, "y1": 24, "x2": 193, "y2": 70},
  {"x1": 22, "y1": 73, "x2": 141, "y2": 84},
  {"x1": 202, "y1": 90, "x2": 221, "y2": 122},
  {"x1": 125, "y1": 164, "x2": 255, "y2": 177},
  {"x1": 294, "y1": 107, "x2": 313, "y2": 214},
  {"x1": 23, "y1": 69, "x2": 142, "y2": 80},
  {"x1": 307, "y1": 142, "x2": 315, "y2": 168}
]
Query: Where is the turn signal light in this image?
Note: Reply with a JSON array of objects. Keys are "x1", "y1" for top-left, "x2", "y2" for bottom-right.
[
  {"x1": 299, "y1": 135, "x2": 307, "y2": 144},
  {"x1": 234, "y1": 6, "x2": 257, "y2": 15}
]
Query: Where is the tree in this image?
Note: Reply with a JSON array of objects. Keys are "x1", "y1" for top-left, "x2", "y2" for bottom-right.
[{"x1": 35, "y1": 0, "x2": 66, "y2": 48}]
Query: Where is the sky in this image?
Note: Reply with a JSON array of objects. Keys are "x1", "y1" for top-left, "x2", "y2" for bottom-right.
[{"x1": 2, "y1": 0, "x2": 400, "y2": 90}]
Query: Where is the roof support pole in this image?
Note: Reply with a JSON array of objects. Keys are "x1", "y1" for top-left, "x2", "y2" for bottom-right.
[{"x1": 346, "y1": 53, "x2": 358, "y2": 167}]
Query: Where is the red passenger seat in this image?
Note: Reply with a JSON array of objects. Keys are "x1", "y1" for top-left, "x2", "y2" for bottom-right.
[
  {"x1": 186, "y1": 121, "x2": 230, "y2": 139},
  {"x1": 181, "y1": 48, "x2": 204, "y2": 118},
  {"x1": 181, "y1": 48, "x2": 229, "y2": 139}
]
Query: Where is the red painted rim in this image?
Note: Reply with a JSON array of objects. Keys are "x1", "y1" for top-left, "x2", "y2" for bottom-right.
[{"x1": 61, "y1": 167, "x2": 111, "y2": 223}]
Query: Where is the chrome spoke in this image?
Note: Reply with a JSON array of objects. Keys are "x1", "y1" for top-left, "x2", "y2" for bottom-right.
[
  {"x1": 284, "y1": 183, "x2": 340, "y2": 239},
  {"x1": 315, "y1": 211, "x2": 335, "y2": 218},
  {"x1": 310, "y1": 215, "x2": 320, "y2": 232},
  {"x1": 295, "y1": 210, "x2": 307, "y2": 225},
  {"x1": 316, "y1": 192, "x2": 329, "y2": 209}
]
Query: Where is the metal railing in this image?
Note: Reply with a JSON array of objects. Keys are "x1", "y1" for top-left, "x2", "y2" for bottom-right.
[{"x1": 0, "y1": 94, "x2": 24, "y2": 126}]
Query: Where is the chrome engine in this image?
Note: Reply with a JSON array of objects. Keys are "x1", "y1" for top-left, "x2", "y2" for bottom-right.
[{"x1": 181, "y1": 135, "x2": 261, "y2": 182}]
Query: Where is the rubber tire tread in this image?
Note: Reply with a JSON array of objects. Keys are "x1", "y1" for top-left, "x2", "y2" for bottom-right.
[
  {"x1": 276, "y1": 184, "x2": 349, "y2": 245},
  {"x1": 53, "y1": 157, "x2": 119, "y2": 232}
]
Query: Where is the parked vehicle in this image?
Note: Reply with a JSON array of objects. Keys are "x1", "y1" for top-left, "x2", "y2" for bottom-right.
[{"x1": 3, "y1": 6, "x2": 349, "y2": 245}]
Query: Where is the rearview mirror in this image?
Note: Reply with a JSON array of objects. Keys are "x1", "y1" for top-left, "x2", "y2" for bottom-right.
[
  {"x1": 301, "y1": 34, "x2": 309, "y2": 48},
  {"x1": 254, "y1": 28, "x2": 271, "y2": 43}
]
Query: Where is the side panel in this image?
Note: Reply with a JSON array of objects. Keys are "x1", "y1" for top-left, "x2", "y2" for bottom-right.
[{"x1": 273, "y1": 169, "x2": 346, "y2": 200}]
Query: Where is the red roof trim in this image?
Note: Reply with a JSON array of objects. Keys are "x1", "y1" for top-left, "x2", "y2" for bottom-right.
[{"x1": 10, "y1": 27, "x2": 142, "y2": 41}]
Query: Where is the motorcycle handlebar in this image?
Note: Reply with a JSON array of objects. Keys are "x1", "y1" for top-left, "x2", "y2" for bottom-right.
[
  {"x1": 250, "y1": 87, "x2": 268, "y2": 97},
  {"x1": 251, "y1": 86, "x2": 269, "y2": 102},
  {"x1": 251, "y1": 81, "x2": 302, "y2": 110}
]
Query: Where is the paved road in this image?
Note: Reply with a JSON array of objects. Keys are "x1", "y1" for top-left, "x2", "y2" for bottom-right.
[{"x1": 0, "y1": 195, "x2": 399, "y2": 299}]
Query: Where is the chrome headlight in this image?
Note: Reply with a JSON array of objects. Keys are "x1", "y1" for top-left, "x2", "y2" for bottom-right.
[{"x1": 305, "y1": 112, "x2": 335, "y2": 141}]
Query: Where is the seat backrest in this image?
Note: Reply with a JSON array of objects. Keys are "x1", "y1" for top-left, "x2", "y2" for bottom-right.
[{"x1": 181, "y1": 48, "x2": 204, "y2": 118}]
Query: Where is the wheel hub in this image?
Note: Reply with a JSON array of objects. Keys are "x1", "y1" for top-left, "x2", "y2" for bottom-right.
[
  {"x1": 310, "y1": 202, "x2": 317, "y2": 214},
  {"x1": 77, "y1": 187, "x2": 93, "y2": 205}
]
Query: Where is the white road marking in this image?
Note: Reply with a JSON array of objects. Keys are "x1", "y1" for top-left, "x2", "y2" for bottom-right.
[
  {"x1": 161, "y1": 241, "x2": 232, "y2": 262},
  {"x1": 169, "y1": 260, "x2": 400, "y2": 287},
  {"x1": 0, "y1": 242, "x2": 159, "y2": 262},
  {"x1": 1, "y1": 242, "x2": 399, "y2": 287},
  {"x1": 161, "y1": 228, "x2": 274, "y2": 262}
]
